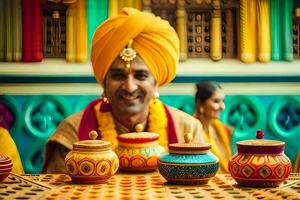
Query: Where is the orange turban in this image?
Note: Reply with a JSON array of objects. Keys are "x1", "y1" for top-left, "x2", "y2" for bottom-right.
[{"x1": 91, "y1": 7, "x2": 179, "y2": 86}]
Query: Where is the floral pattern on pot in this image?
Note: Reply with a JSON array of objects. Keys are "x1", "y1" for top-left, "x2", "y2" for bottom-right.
[
  {"x1": 158, "y1": 162, "x2": 219, "y2": 185},
  {"x1": 228, "y1": 153, "x2": 292, "y2": 187},
  {"x1": 115, "y1": 132, "x2": 165, "y2": 172},
  {"x1": 65, "y1": 152, "x2": 119, "y2": 183},
  {"x1": 157, "y1": 133, "x2": 219, "y2": 185},
  {"x1": 65, "y1": 131, "x2": 119, "y2": 183},
  {"x1": 115, "y1": 145, "x2": 164, "y2": 172}
]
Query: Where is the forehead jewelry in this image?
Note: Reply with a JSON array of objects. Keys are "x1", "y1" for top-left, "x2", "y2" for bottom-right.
[{"x1": 120, "y1": 39, "x2": 136, "y2": 69}]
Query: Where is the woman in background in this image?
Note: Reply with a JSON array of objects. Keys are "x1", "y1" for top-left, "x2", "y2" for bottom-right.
[{"x1": 194, "y1": 80, "x2": 233, "y2": 173}]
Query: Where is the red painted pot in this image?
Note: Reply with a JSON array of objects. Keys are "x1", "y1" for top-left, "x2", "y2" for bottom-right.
[
  {"x1": 228, "y1": 130, "x2": 292, "y2": 187},
  {"x1": 0, "y1": 153, "x2": 12, "y2": 182}
]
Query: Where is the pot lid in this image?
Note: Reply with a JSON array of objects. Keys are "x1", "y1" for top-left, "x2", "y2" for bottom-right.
[
  {"x1": 73, "y1": 131, "x2": 111, "y2": 152},
  {"x1": 169, "y1": 133, "x2": 211, "y2": 154},
  {"x1": 117, "y1": 132, "x2": 159, "y2": 144},
  {"x1": 117, "y1": 123, "x2": 159, "y2": 144},
  {"x1": 237, "y1": 130, "x2": 285, "y2": 154}
]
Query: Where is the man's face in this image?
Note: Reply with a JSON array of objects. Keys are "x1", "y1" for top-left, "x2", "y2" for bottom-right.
[{"x1": 103, "y1": 55, "x2": 158, "y2": 116}]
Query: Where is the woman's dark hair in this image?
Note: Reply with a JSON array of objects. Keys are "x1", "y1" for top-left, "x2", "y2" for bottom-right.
[{"x1": 195, "y1": 80, "x2": 222, "y2": 104}]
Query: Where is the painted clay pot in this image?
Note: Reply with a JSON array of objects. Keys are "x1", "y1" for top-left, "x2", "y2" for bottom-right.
[
  {"x1": 0, "y1": 153, "x2": 13, "y2": 182},
  {"x1": 65, "y1": 131, "x2": 119, "y2": 183},
  {"x1": 228, "y1": 130, "x2": 292, "y2": 187},
  {"x1": 115, "y1": 132, "x2": 165, "y2": 172},
  {"x1": 158, "y1": 133, "x2": 219, "y2": 185}
]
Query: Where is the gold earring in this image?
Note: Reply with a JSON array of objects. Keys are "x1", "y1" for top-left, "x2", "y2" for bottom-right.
[
  {"x1": 103, "y1": 97, "x2": 109, "y2": 103},
  {"x1": 153, "y1": 91, "x2": 159, "y2": 104},
  {"x1": 102, "y1": 92, "x2": 109, "y2": 103}
]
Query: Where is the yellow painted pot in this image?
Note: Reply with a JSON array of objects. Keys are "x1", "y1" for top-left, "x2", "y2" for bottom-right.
[{"x1": 65, "y1": 131, "x2": 119, "y2": 183}]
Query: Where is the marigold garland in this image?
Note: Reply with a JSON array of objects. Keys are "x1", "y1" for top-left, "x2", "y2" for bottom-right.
[
  {"x1": 148, "y1": 99, "x2": 168, "y2": 149},
  {"x1": 94, "y1": 99, "x2": 169, "y2": 150}
]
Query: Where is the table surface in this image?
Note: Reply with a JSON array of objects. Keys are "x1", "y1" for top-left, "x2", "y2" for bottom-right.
[{"x1": 0, "y1": 172, "x2": 300, "y2": 200}]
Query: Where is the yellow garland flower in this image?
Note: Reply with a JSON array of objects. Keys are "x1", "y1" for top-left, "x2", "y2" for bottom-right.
[
  {"x1": 148, "y1": 99, "x2": 168, "y2": 149},
  {"x1": 94, "y1": 99, "x2": 168, "y2": 150}
]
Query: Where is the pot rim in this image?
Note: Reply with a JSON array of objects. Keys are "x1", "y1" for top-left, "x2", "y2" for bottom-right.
[
  {"x1": 236, "y1": 140, "x2": 285, "y2": 154},
  {"x1": 158, "y1": 160, "x2": 219, "y2": 166},
  {"x1": 117, "y1": 132, "x2": 159, "y2": 144},
  {"x1": 73, "y1": 140, "x2": 111, "y2": 152},
  {"x1": 236, "y1": 139, "x2": 284, "y2": 147},
  {"x1": 169, "y1": 143, "x2": 211, "y2": 154}
]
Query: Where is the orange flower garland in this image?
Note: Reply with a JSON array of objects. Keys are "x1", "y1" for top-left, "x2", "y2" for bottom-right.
[{"x1": 94, "y1": 99, "x2": 169, "y2": 150}]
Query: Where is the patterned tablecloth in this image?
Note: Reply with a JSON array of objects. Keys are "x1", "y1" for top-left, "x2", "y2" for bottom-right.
[{"x1": 0, "y1": 172, "x2": 300, "y2": 200}]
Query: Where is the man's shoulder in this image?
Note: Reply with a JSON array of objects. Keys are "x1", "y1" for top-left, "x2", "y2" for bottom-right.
[
  {"x1": 166, "y1": 105, "x2": 203, "y2": 143},
  {"x1": 47, "y1": 111, "x2": 84, "y2": 148},
  {"x1": 63, "y1": 110, "x2": 84, "y2": 123},
  {"x1": 167, "y1": 106, "x2": 198, "y2": 123}
]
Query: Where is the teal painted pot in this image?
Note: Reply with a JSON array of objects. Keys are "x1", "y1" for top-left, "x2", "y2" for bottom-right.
[{"x1": 158, "y1": 133, "x2": 219, "y2": 185}]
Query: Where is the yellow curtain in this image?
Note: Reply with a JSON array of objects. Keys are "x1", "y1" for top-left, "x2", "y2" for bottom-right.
[
  {"x1": 109, "y1": 0, "x2": 143, "y2": 18},
  {"x1": 66, "y1": 0, "x2": 87, "y2": 62},
  {"x1": 0, "y1": 127, "x2": 24, "y2": 174}
]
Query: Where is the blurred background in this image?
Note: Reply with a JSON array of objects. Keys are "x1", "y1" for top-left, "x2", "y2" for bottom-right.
[{"x1": 0, "y1": 0, "x2": 300, "y2": 173}]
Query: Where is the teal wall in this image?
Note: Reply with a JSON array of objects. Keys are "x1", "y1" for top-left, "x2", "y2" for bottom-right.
[{"x1": 1, "y1": 94, "x2": 300, "y2": 173}]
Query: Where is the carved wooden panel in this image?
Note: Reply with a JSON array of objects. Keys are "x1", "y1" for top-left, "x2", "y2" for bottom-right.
[
  {"x1": 42, "y1": 3, "x2": 67, "y2": 58},
  {"x1": 293, "y1": 14, "x2": 300, "y2": 58},
  {"x1": 146, "y1": 0, "x2": 177, "y2": 29},
  {"x1": 185, "y1": 0, "x2": 239, "y2": 58},
  {"x1": 145, "y1": 0, "x2": 239, "y2": 59}
]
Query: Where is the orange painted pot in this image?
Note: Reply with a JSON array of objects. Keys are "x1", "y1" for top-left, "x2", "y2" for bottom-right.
[
  {"x1": 228, "y1": 130, "x2": 292, "y2": 187},
  {"x1": 0, "y1": 153, "x2": 12, "y2": 182},
  {"x1": 115, "y1": 132, "x2": 165, "y2": 172},
  {"x1": 65, "y1": 131, "x2": 119, "y2": 183}
]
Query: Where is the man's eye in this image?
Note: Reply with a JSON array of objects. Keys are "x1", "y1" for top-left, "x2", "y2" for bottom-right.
[
  {"x1": 111, "y1": 73, "x2": 125, "y2": 79},
  {"x1": 135, "y1": 73, "x2": 148, "y2": 80}
]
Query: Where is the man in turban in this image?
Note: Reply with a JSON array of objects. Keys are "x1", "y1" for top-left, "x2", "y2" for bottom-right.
[{"x1": 43, "y1": 8, "x2": 204, "y2": 173}]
